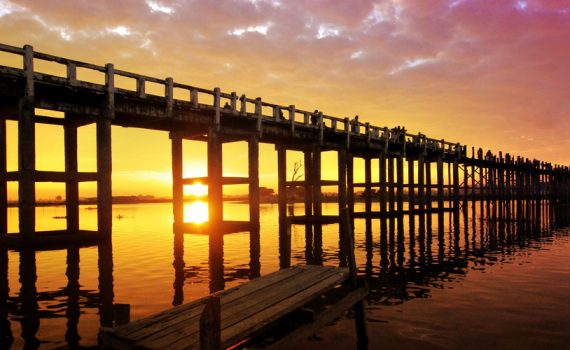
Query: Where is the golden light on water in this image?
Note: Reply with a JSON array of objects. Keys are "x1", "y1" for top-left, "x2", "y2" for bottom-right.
[{"x1": 185, "y1": 200, "x2": 208, "y2": 224}]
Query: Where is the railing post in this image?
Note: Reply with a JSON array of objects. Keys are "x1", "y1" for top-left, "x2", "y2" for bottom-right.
[
  {"x1": 165, "y1": 77, "x2": 174, "y2": 119},
  {"x1": 137, "y1": 77, "x2": 146, "y2": 98},
  {"x1": 191, "y1": 88, "x2": 199, "y2": 108},
  {"x1": 240, "y1": 94, "x2": 247, "y2": 115},
  {"x1": 255, "y1": 98, "x2": 262, "y2": 135},
  {"x1": 230, "y1": 92, "x2": 237, "y2": 114},
  {"x1": 289, "y1": 105, "x2": 295, "y2": 134},
  {"x1": 67, "y1": 62, "x2": 77, "y2": 86},
  {"x1": 213, "y1": 87, "x2": 221, "y2": 127}
]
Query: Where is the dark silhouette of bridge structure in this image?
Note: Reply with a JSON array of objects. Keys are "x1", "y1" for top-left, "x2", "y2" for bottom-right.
[{"x1": 0, "y1": 43, "x2": 569, "y2": 260}]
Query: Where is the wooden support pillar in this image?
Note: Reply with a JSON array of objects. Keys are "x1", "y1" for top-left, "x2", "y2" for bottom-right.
[
  {"x1": 447, "y1": 161, "x2": 452, "y2": 208},
  {"x1": 396, "y1": 154, "x2": 404, "y2": 213},
  {"x1": 0, "y1": 119, "x2": 6, "y2": 235},
  {"x1": 303, "y1": 150, "x2": 313, "y2": 251},
  {"x1": 437, "y1": 156, "x2": 444, "y2": 210},
  {"x1": 208, "y1": 129, "x2": 223, "y2": 226},
  {"x1": 408, "y1": 157, "x2": 415, "y2": 213},
  {"x1": 453, "y1": 157, "x2": 459, "y2": 210},
  {"x1": 277, "y1": 145, "x2": 289, "y2": 268},
  {"x1": 417, "y1": 154, "x2": 425, "y2": 212},
  {"x1": 347, "y1": 153, "x2": 354, "y2": 216},
  {"x1": 388, "y1": 156, "x2": 395, "y2": 212},
  {"x1": 425, "y1": 160, "x2": 432, "y2": 211},
  {"x1": 463, "y1": 161, "x2": 468, "y2": 207},
  {"x1": 379, "y1": 151, "x2": 387, "y2": 213},
  {"x1": 364, "y1": 156, "x2": 372, "y2": 213},
  {"x1": 97, "y1": 63, "x2": 114, "y2": 237},
  {"x1": 338, "y1": 148, "x2": 348, "y2": 212},
  {"x1": 171, "y1": 136, "x2": 184, "y2": 225},
  {"x1": 64, "y1": 119, "x2": 79, "y2": 232},
  {"x1": 248, "y1": 136, "x2": 260, "y2": 227},
  {"x1": 19, "y1": 45, "x2": 36, "y2": 238},
  {"x1": 312, "y1": 147, "x2": 322, "y2": 218}
]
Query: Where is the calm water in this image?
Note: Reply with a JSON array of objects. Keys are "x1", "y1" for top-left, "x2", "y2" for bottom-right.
[{"x1": 1, "y1": 201, "x2": 569, "y2": 349}]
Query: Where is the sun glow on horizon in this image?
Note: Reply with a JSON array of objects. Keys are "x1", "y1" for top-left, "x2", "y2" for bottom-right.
[{"x1": 186, "y1": 183, "x2": 208, "y2": 197}]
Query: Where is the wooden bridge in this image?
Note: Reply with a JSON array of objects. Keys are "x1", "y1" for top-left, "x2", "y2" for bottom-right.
[{"x1": 0, "y1": 43, "x2": 569, "y2": 259}]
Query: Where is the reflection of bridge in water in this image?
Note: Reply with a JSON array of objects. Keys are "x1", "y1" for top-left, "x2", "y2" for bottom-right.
[
  {"x1": 1, "y1": 44, "x2": 570, "y2": 347},
  {"x1": 1, "y1": 201, "x2": 568, "y2": 348}
]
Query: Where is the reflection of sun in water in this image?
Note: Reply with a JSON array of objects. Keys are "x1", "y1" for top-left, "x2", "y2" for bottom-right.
[
  {"x1": 186, "y1": 183, "x2": 208, "y2": 197},
  {"x1": 185, "y1": 200, "x2": 208, "y2": 224}
]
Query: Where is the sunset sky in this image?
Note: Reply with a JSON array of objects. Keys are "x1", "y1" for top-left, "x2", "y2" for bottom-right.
[{"x1": 1, "y1": 0, "x2": 569, "y2": 199}]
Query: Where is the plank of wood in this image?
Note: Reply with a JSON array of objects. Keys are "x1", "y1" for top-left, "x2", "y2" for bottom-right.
[
  {"x1": 108, "y1": 266, "x2": 315, "y2": 340},
  {"x1": 267, "y1": 287, "x2": 368, "y2": 350},
  {"x1": 140, "y1": 266, "x2": 343, "y2": 350},
  {"x1": 221, "y1": 269, "x2": 350, "y2": 347}
]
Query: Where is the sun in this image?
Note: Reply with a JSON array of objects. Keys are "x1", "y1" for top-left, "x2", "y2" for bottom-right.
[{"x1": 184, "y1": 200, "x2": 208, "y2": 224}]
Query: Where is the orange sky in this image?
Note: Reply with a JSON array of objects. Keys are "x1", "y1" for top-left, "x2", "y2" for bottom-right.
[{"x1": 1, "y1": 0, "x2": 569, "y2": 199}]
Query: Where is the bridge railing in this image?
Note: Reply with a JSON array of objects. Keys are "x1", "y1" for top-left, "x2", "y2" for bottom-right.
[{"x1": 0, "y1": 43, "x2": 532, "y2": 162}]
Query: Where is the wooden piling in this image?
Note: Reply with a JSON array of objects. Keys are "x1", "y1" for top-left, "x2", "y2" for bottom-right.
[
  {"x1": 64, "y1": 118, "x2": 79, "y2": 232},
  {"x1": 408, "y1": 157, "x2": 415, "y2": 213},
  {"x1": 171, "y1": 136, "x2": 184, "y2": 225},
  {"x1": 417, "y1": 154, "x2": 425, "y2": 212},
  {"x1": 248, "y1": 136, "x2": 260, "y2": 227},
  {"x1": 425, "y1": 160, "x2": 432, "y2": 211},
  {"x1": 97, "y1": 63, "x2": 114, "y2": 237},
  {"x1": 437, "y1": 156, "x2": 444, "y2": 210},
  {"x1": 277, "y1": 145, "x2": 289, "y2": 268},
  {"x1": 364, "y1": 156, "x2": 372, "y2": 213},
  {"x1": 208, "y1": 129, "x2": 223, "y2": 225},
  {"x1": 304, "y1": 150, "x2": 313, "y2": 242},
  {"x1": 453, "y1": 157, "x2": 459, "y2": 210},
  {"x1": 0, "y1": 119, "x2": 6, "y2": 235},
  {"x1": 19, "y1": 45, "x2": 36, "y2": 238},
  {"x1": 347, "y1": 153, "x2": 354, "y2": 217},
  {"x1": 388, "y1": 156, "x2": 395, "y2": 212},
  {"x1": 397, "y1": 155, "x2": 404, "y2": 213},
  {"x1": 379, "y1": 151, "x2": 387, "y2": 213}
]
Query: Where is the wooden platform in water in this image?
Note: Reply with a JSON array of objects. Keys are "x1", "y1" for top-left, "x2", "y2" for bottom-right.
[{"x1": 99, "y1": 264, "x2": 364, "y2": 350}]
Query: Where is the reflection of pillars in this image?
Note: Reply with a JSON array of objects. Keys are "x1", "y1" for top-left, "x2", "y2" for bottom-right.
[
  {"x1": 365, "y1": 217, "x2": 373, "y2": 278},
  {"x1": 437, "y1": 212, "x2": 444, "y2": 264},
  {"x1": 388, "y1": 156, "x2": 395, "y2": 212},
  {"x1": 98, "y1": 240, "x2": 114, "y2": 328},
  {"x1": 65, "y1": 248, "x2": 80, "y2": 347},
  {"x1": 65, "y1": 119, "x2": 79, "y2": 232},
  {"x1": 396, "y1": 155, "x2": 404, "y2": 213},
  {"x1": 417, "y1": 155, "x2": 425, "y2": 212},
  {"x1": 418, "y1": 213, "x2": 426, "y2": 269},
  {"x1": 453, "y1": 157, "x2": 459, "y2": 211},
  {"x1": 98, "y1": 64, "x2": 114, "y2": 237},
  {"x1": 248, "y1": 136, "x2": 260, "y2": 228},
  {"x1": 379, "y1": 151, "x2": 387, "y2": 213},
  {"x1": 19, "y1": 249, "x2": 39, "y2": 348},
  {"x1": 425, "y1": 160, "x2": 432, "y2": 211},
  {"x1": 364, "y1": 156, "x2": 372, "y2": 213},
  {"x1": 396, "y1": 216, "x2": 405, "y2": 269},
  {"x1": 338, "y1": 148, "x2": 348, "y2": 266},
  {"x1": 303, "y1": 151, "x2": 313, "y2": 264},
  {"x1": 452, "y1": 211, "x2": 460, "y2": 257},
  {"x1": 437, "y1": 156, "x2": 444, "y2": 210},
  {"x1": 379, "y1": 218, "x2": 389, "y2": 277},
  {"x1": 408, "y1": 214, "x2": 416, "y2": 271},
  {"x1": 347, "y1": 153, "x2": 354, "y2": 217},
  {"x1": 277, "y1": 145, "x2": 289, "y2": 268},
  {"x1": 172, "y1": 228, "x2": 185, "y2": 307},
  {"x1": 19, "y1": 55, "x2": 36, "y2": 237},
  {"x1": 0, "y1": 119, "x2": 7, "y2": 235},
  {"x1": 171, "y1": 136, "x2": 184, "y2": 225},
  {"x1": 426, "y1": 213, "x2": 433, "y2": 266},
  {"x1": 408, "y1": 157, "x2": 415, "y2": 213},
  {"x1": 0, "y1": 247, "x2": 12, "y2": 347},
  {"x1": 249, "y1": 227, "x2": 261, "y2": 279},
  {"x1": 312, "y1": 147, "x2": 323, "y2": 264}
]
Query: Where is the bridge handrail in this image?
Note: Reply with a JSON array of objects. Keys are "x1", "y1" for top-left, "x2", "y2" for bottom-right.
[{"x1": 0, "y1": 43, "x2": 544, "y2": 163}]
